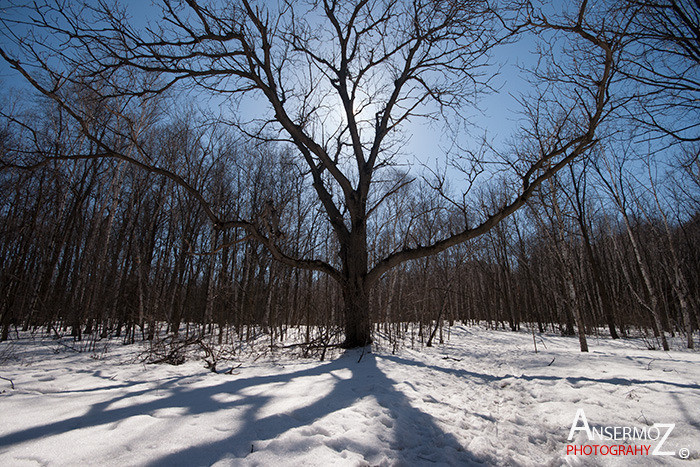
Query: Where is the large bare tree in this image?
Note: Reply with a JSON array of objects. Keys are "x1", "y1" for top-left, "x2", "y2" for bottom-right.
[{"x1": 0, "y1": 0, "x2": 621, "y2": 347}]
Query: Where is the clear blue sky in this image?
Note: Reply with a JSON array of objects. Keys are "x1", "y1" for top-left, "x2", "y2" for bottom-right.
[{"x1": 0, "y1": 0, "x2": 535, "y2": 150}]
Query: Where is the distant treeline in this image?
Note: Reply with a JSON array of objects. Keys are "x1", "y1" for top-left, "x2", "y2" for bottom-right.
[
  {"x1": 1, "y1": 112, "x2": 697, "y2": 350},
  {"x1": 1, "y1": 0, "x2": 698, "y2": 352}
]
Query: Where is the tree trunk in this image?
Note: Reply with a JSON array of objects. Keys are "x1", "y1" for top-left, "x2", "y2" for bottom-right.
[
  {"x1": 342, "y1": 282, "x2": 371, "y2": 348},
  {"x1": 340, "y1": 226, "x2": 371, "y2": 348},
  {"x1": 579, "y1": 220, "x2": 619, "y2": 339},
  {"x1": 625, "y1": 223, "x2": 669, "y2": 351}
]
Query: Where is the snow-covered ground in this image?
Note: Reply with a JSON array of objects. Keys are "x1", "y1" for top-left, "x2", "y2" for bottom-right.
[{"x1": 0, "y1": 325, "x2": 698, "y2": 466}]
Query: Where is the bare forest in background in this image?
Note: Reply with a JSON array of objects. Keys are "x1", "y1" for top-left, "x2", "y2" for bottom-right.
[{"x1": 0, "y1": 0, "x2": 698, "y2": 353}]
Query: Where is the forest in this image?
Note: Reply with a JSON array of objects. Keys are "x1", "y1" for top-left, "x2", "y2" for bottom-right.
[{"x1": 0, "y1": 0, "x2": 698, "y2": 354}]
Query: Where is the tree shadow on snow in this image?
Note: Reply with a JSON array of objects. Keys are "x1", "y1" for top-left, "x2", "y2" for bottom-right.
[
  {"x1": 0, "y1": 350, "x2": 490, "y2": 466},
  {"x1": 381, "y1": 354, "x2": 700, "y2": 391},
  {"x1": 670, "y1": 392, "x2": 700, "y2": 431}
]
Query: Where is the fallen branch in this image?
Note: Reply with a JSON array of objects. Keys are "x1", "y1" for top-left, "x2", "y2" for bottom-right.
[{"x1": 0, "y1": 375, "x2": 15, "y2": 390}]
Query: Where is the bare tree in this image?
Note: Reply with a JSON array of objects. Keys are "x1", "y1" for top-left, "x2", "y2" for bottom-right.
[
  {"x1": 566, "y1": 162, "x2": 620, "y2": 339},
  {"x1": 1, "y1": 0, "x2": 621, "y2": 347},
  {"x1": 637, "y1": 158, "x2": 695, "y2": 348},
  {"x1": 618, "y1": 0, "x2": 700, "y2": 145},
  {"x1": 595, "y1": 150, "x2": 671, "y2": 351}
]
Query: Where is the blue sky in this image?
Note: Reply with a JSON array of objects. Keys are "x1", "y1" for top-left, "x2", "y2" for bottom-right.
[
  {"x1": 1, "y1": 1, "x2": 694, "y2": 224},
  {"x1": 0, "y1": 0, "x2": 535, "y2": 158}
]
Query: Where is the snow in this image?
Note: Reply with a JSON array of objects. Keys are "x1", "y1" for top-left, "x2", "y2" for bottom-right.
[{"x1": 1, "y1": 325, "x2": 699, "y2": 466}]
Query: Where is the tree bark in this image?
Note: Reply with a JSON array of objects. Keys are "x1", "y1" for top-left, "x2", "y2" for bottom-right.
[{"x1": 340, "y1": 225, "x2": 371, "y2": 348}]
